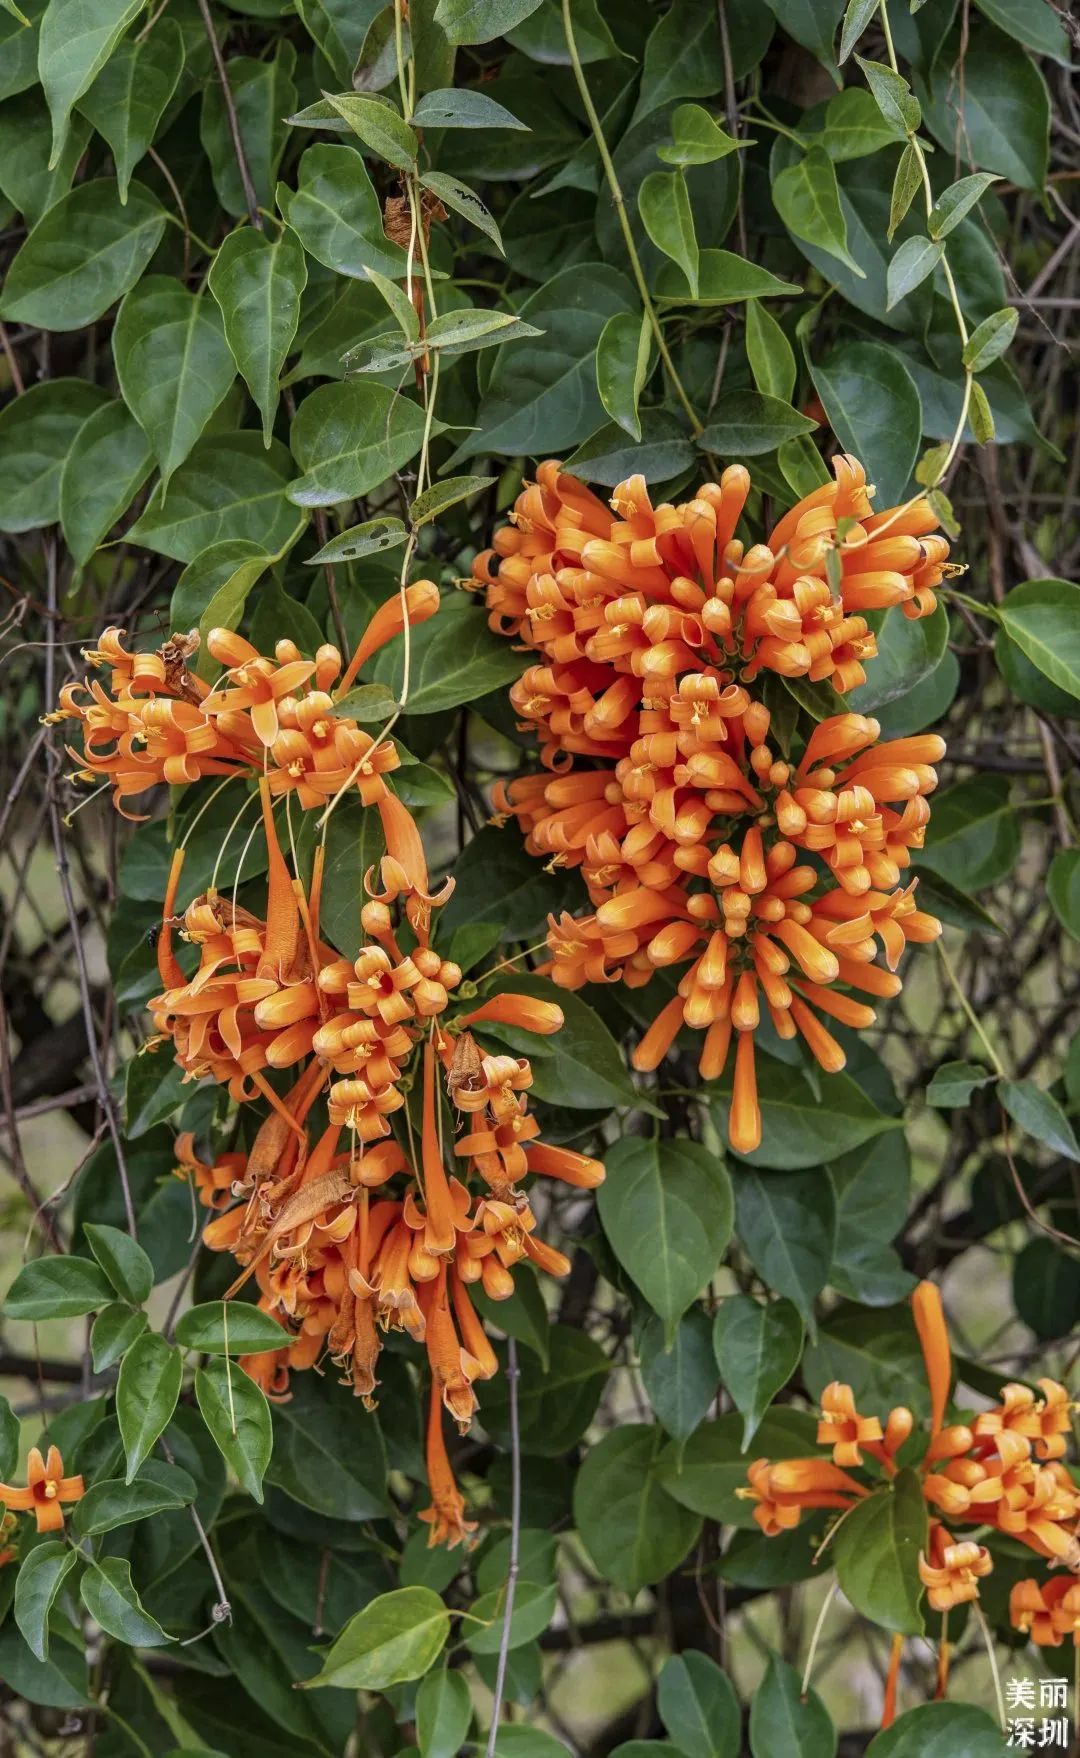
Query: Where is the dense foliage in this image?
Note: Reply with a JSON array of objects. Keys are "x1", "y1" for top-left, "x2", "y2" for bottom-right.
[{"x1": 0, "y1": 0, "x2": 1078, "y2": 1753}]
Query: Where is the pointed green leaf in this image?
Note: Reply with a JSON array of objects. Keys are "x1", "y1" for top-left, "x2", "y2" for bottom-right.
[
  {"x1": 927, "y1": 172, "x2": 999, "y2": 241},
  {"x1": 925, "y1": 1062, "x2": 995, "y2": 1107},
  {"x1": 76, "y1": 17, "x2": 185, "y2": 201},
  {"x1": 58, "y1": 399, "x2": 153, "y2": 566},
  {"x1": 175, "y1": 1300, "x2": 291, "y2": 1354},
  {"x1": 80, "y1": 1557, "x2": 173, "y2": 1646},
  {"x1": 113, "y1": 276, "x2": 236, "y2": 489},
  {"x1": 199, "y1": 43, "x2": 296, "y2": 218},
  {"x1": 3, "y1": 1254, "x2": 114, "y2": 1320},
  {"x1": 416, "y1": 1666, "x2": 473, "y2": 1758},
  {"x1": 745, "y1": 298, "x2": 796, "y2": 404},
  {"x1": 598, "y1": 1138, "x2": 733, "y2": 1342},
  {"x1": 72, "y1": 1461, "x2": 195, "y2": 1536},
  {"x1": 855, "y1": 55, "x2": 920, "y2": 132},
  {"x1": 888, "y1": 141, "x2": 921, "y2": 240},
  {"x1": 0, "y1": 377, "x2": 109, "y2": 535},
  {"x1": 306, "y1": 1586, "x2": 450, "y2": 1689},
  {"x1": 0, "y1": 177, "x2": 165, "y2": 329},
  {"x1": 411, "y1": 474, "x2": 495, "y2": 526},
  {"x1": 413, "y1": 86, "x2": 528, "y2": 129},
  {"x1": 886, "y1": 236, "x2": 943, "y2": 309},
  {"x1": 772, "y1": 148, "x2": 864, "y2": 278},
  {"x1": 639, "y1": 1309, "x2": 717, "y2": 1443},
  {"x1": 713, "y1": 1297, "x2": 804, "y2": 1449},
  {"x1": 997, "y1": 579, "x2": 1080, "y2": 702},
  {"x1": 657, "y1": 1649, "x2": 740, "y2": 1758},
  {"x1": 749, "y1": 1655, "x2": 835, "y2": 1758},
  {"x1": 1000, "y1": 1079, "x2": 1080, "y2": 1163},
  {"x1": 89, "y1": 1303, "x2": 148, "y2": 1371},
  {"x1": 639, "y1": 169, "x2": 699, "y2": 297},
  {"x1": 698, "y1": 392, "x2": 816, "y2": 456},
  {"x1": 195, "y1": 1358, "x2": 273, "y2": 1502},
  {"x1": 128, "y1": 433, "x2": 297, "y2": 562},
  {"x1": 84, "y1": 1222, "x2": 154, "y2": 1305},
  {"x1": 596, "y1": 309, "x2": 651, "y2": 440},
  {"x1": 288, "y1": 380, "x2": 426, "y2": 507},
  {"x1": 833, "y1": 1470, "x2": 927, "y2": 1636},
  {"x1": 304, "y1": 517, "x2": 407, "y2": 565},
  {"x1": 420, "y1": 170, "x2": 504, "y2": 252},
  {"x1": 574, "y1": 1425, "x2": 702, "y2": 1594},
  {"x1": 15, "y1": 1544, "x2": 79, "y2": 1663},
  {"x1": 658, "y1": 102, "x2": 746, "y2": 166},
  {"x1": 961, "y1": 306, "x2": 1018, "y2": 373},
  {"x1": 116, "y1": 1333, "x2": 183, "y2": 1482},
  {"x1": 209, "y1": 225, "x2": 308, "y2": 445},
  {"x1": 731, "y1": 1168, "x2": 837, "y2": 1323},
  {"x1": 325, "y1": 92, "x2": 417, "y2": 171},
  {"x1": 277, "y1": 144, "x2": 409, "y2": 280},
  {"x1": 38, "y1": 0, "x2": 143, "y2": 164}
]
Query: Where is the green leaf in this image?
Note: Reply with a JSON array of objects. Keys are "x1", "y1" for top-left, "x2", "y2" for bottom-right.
[
  {"x1": 803, "y1": 1301, "x2": 930, "y2": 1419},
  {"x1": 305, "y1": 517, "x2": 407, "y2": 565},
  {"x1": 809, "y1": 340, "x2": 921, "y2": 506},
  {"x1": 0, "y1": 90, "x2": 91, "y2": 228},
  {"x1": 0, "y1": 377, "x2": 109, "y2": 535},
  {"x1": 419, "y1": 170, "x2": 504, "y2": 252},
  {"x1": 15, "y1": 1544, "x2": 78, "y2": 1663},
  {"x1": 3, "y1": 1254, "x2": 114, "y2": 1320},
  {"x1": 267, "y1": 1371, "x2": 389, "y2": 1518},
  {"x1": 846, "y1": 601, "x2": 948, "y2": 714},
  {"x1": 997, "y1": 578, "x2": 1080, "y2": 702},
  {"x1": 84, "y1": 1222, "x2": 153, "y2": 1305},
  {"x1": 277, "y1": 144, "x2": 409, "y2": 280},
  {"x1": 657, "y1": 1651, "x2": 740, "y2": 1758},
  {"x1": 639, "y1": 1309, "x2": 717, "y2": 1443},
  {"x1": 713, "y1": 1297, "x2": 804, "y2": 1450},
  {"x1": 969, "y1": 379, "x2": 995, "y2": 445},
  {"x1": 732, "y1": 1169, "x2": 836, "y2": 1324},
  {"x1": 656, "y1": 248, "x2": 801, "y2": 304},
  {"x1": 921, "y1": 24, "x2": 1049, "y2": 190},
  {"x1": 745, "y1": 299, "x2": 796, "y2": 404},
  {"x1": 416, "y1": 1667, "x2": 473, "y2": 1758},
  {"x1": 1000, "y1": 1079, "x2": 1080, "y2": 1163},
  {"x1": 434, "y1": 0, "x2": 544, "y2": 47},
  {"x1": 888, "y1": 142, "x2": 921, "y2": 240},
  {"x1": 368, "y1": 590, "x2": 522, "y2": 713},
  {"x1": 598, "y1": 1138, "x2": 733, "y2": 1342},
  {"x1": 175, "y1": 1300, "x2": 291, "y2": 1354},
  {"x1": 813, "y1": 88, "x2": 904, "y2": 163},
  {"x1": 962, "y1": 306, "x2": 1018, "y2": 373},
  {"x1": 833, "y1": 1470, "x2": 927, "y2": 1636},
  {"x1": 865, "y1": 1702, "x2": 1012, "y2": 1758},
  {"x1": 565, "y1": 410, "x2": 697, "y2": 486},
  {"x1": 80, "y1": 1557, "x2": 173, "y2": 1647},
  {"x1": 925, "y1": 1061, "x2": 995, "y2": 1107},
  {"x1": 574, "y1": 1425, "x2": 702, "y2": 1594},
  {"x1": 58, "y1": 399, "x2": 153, "y2": 566},
  {"x1": 90, "y1": 1303, "x2": 148, "y2": 1372},
  {"x1": 412, "y1": 87, "x2": 528, "y2": 129},
  {"x1": 171, "y1": 541, "x2": 276, "y2": 677},
  {"x1": 425, "y1": 307, "x2": 542, "y2": 358},
  {"x1": 117, "y1": 1332, "x2": 183, "y2": 1482},
  {"x1": 713, "y1": 1051, "x2": 900, "y2": 1170},
  {"x1": 288, "y1": 380, "x2": 426, "y2": 507},
  {"x1": 698, "y1": 393, "x2": 817, "y2": 456},
  {"x1": 839, "y1": 0, "x2": 878, "y2": 62},
  {"x1": 200, "y1": 43, "x2": 296, "y2": 218},
  {"x1": 917, "y1": 774, "x2": 1021, "y2": 892},
  {"x1": 658, "y1": 102, "x2": 745, "y2": 167},
  {"x1": 325, "y1": 92, "x2": 417, "y2": 171},
  {"x1": 449, "y1": 263, "x2": 636, "y2": 462},
  {"x1": 886, "y1": 236, "x2": 944, "y2": 309},
  {"x1": 113, "y1": 275, "x2": 237, "y2": 489},
  {"x1": 38, "y1": 0, "x2": 143, "y2": 164},
  {"x1": 306, "y1": 1586, "x2": 449, "y2": 1689},
  {"x1": 129, "y1": 433, "x2": 299, "y2": 562},
  {"x1": 72, "y1": 1461, "x2": 196, "y2": 1536},
  {"x1": 327, "y1": 683, "x2": 399, "y2": 723},
  {"x1": 657, "y1": 1409, "x2": 818, "y2": 1525},
  {"x1": 411, "y1": 474, "x2": 495, "y2": 528},
  {"x1": 480, "y1": 1325, "x2": 608, "y2": 1457},
  {"x1": 0, "y1": 1394, "x2": 19, "y2": 1478},
  {"x1": 596, "y1": 309, "x2": 651, "y2": 441},
  {"x1": 1048, "y1": 848, "x2": 1080, "y2": 941},
  {"x1": 1013, "y1": 1236, "x2": 1080, "y2": 1342},
  {"x1": 762, "y1": 0, "x2": 842, "y2": 77},
  {"x1": 855, "y1": 55, "x2": 921, "y2": 132},
  {"x1": 639, "y1": 169, "x2": 699, "y2": 297},
  {"x1": 195, "y1": 1358, "x2": 273, "y2": 1503},
  {"x1": 773, "y1": 148, "x2": 862, "y2": 277},
  {"x1": 748, "y1": 1655, "x2": 836, "y2": 1758},
  {"x1": 636, "y1": 0, "x2": 773, "y2": 122},
  {"x1": 295, "y1": 0, "x2": 374, "y2": 83},
  {"x1": 971, "y1": 0, "x2": 1070, "y2": 61},
  {"x1": 465, "y1": 1579, "x2": 558, "y2": 1655},
  {"x1": 76, "y1": 17, "x2": 185, "y2": 202},
  {"x1": 0, "y1": 177, "x2": 165, "y2": 330},
  {"x1": 123, "y1": 1048, "x2": 189, "y2": 1138},
  {"x1": 927, "y1": 172, "x2": 999, "y2": 240},
  {"x1": 209, "y1": 226, "x2": 308, "y2": 446}
]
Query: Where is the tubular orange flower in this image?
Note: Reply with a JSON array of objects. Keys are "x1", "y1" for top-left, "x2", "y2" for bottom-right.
[
  {"x1": 0, "y1": 1446, "x2": 84, "y2": 1534},
  {"x1": 912, "y1": 1279, "x2": 952, "y2": 1438},
  {"x1": 477, "y1": 455, "x2": 946, "y2": 1152},
  {"x1": 918, "y1": 1533, "x2": 993, "y2": 1612}
]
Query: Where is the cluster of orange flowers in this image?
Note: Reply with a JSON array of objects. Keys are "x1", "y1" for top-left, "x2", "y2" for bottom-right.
[
  {"x1": 54, "y1": 608, "x2": 603, "y2": 1548},
  {"x1": 741, "y1": 1281, "x2": 1079, "y2": 1695},
  {"x1": 474, "y1": 456, "x2": 951, "y2": 1152}
]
